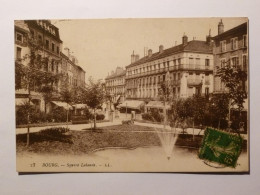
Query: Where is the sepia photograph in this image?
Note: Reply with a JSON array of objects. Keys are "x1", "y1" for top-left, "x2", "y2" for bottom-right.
[{"x1": 15, "y1": 18, "x2": 249, "y2": 173}]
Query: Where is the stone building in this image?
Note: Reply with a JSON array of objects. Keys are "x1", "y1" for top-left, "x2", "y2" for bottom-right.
[
  {"x1": 125, "y1": 34, "x2": 214, "y2": 102},
  {"x1": 212, "y1": 20, "x2": 248, "y2": 130},
  {"x1": 105, "y1": 67, "x2": 126, "y2": 104},
  {"x1": 15, "y1": 20, "x2": 85, "y2": 113},
  {"x1": 212, "y1": 20, "x2": 248, "y2": 95}
]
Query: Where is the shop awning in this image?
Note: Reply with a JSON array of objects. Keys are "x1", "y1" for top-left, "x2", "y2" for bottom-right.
[
  {"x1": 15, "y1": 98, "x2": 34, "y2": 106},
  {"x1": 146, "y1": 101, "x2": 171, "y2": 110},
  {"x1": 73, "y1": 104, "x2": 88, "y2": 109},
  {"x1": 118, "y1": 100, "x2": 144, "y2": 110},
  {"x1": 52, "y1": 101, "x2": 73, "y2": 110}
]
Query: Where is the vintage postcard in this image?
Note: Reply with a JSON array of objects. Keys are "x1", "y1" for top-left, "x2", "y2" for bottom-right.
[{"x1": 15, "y1": 18, "x2": 249, "y2": 172}]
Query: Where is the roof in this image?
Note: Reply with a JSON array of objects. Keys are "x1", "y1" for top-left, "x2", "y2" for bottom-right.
[
  {"x1": 212, "y1": 22, "x2": 247, "y2": 40},
  {"x1": 126, "y1": 40, "x2": 212, "y2": 68},
  {"x1": 15, "y1": 20, "x2": 30, "y2": 33},
  {"x1": 60, "y1": 52, "x2": 86, "y2": 73},
  {"x1": 106, "y1": 69, "x2": 126, "y2": 80},
  {"x1": 25, "y1": 20, "x2": 63, "y2": 43}
]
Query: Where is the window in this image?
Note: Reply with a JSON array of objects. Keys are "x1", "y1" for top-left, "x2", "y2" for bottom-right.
[
  {"x1": 38, "y1": 34, "x2": 42, "y2": 43},
  {"x1": 231, "y1": 37, "x2": 238, "y2": 50},
  {"x1": 163, "y1": 62, "x2": 166, "y2": 68},
  {"x1": 231, "y1": 57, "x2": 239, "y2": 68},
  {"x1": 173, "y1": 59, "x2": 176, "y2": 66},
  {"x1": 52, "y1": 43, "x2": 55, "y2": 52},
  {"x1": 16, "y1": 32, "x2": 23, "y2": 42},
  {"x1": 220, "y1": 58, "x2": 226, "y2": 68},
  {"x1": 158, "y1": 63, "x2": 161, "y2": 69},
  {"x1": 167, "y1": 61, "x2": 170, "y2": 68},
  {"x1": 45, "y1": 40, "x2": 49, "y2": 49},
  {"x1": 205, "y1": 59, "x2": 210, "y2": 66},
  {"x1": 220, "y1": 40, "x2": 226, "y2": 52},
  {"x1": 178, "y1": 73, "x2": 180, "y2": 80},
  {"x1": 196, "y1": 58, "x2": 200, "y2": 65},
  {"x1": 51, "y1": 60, "x2": 55, "y2": 72},
  {"x1": 242, "y1": 55, "x2": 247, "y2": 71},
  {"x1": 243, "y1": 35, "x2": 247, "y2": 47},
  {"x1": 178, "y1": 58, "x2": 181, "y2": 65},
  {"x1": 189, "y1": 58, "x2": 194, "y2": 65},
  {"x1": 205, "y1": 87, "x2": 209, "y2": 96},
  {"x1": 16, "y1": 47, "x2": 22, "y2": 59}
]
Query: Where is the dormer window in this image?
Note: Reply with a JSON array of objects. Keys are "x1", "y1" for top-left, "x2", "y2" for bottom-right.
[{"x1": 16, "y1": 32, "x2": 23, "y2": 42}]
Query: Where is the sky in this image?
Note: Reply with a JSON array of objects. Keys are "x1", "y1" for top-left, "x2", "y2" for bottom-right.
[{"x1": 53, "y1": 18, "x2": 247, "y2": 81}]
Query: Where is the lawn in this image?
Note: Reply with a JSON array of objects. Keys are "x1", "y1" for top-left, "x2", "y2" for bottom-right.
[{"x1": 16, "y1": 124, "x2": 247, "y2": 155}]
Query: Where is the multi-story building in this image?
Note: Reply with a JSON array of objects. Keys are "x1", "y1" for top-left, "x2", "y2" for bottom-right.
[
  {"x1": 212, "y1": 20, "x2": 248, "y2": 95},
  {"x1": 125, "y1": 34, "x2": 214, "y2": 102},
  {"x1": 212, "y1": 20, "x2": 248, "y2": 130},
  {"x1": 61, "y1": 52, "x2": 86, "y2": 89},
  {"x1": 15, "y1": 20, "x2": 85, "y2": 113},
  {"x1": 105, "y1": 67, "x2": 126, "y2": 104}
]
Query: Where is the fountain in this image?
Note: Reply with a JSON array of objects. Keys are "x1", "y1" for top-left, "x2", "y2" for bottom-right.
[{"x1": 155, "y1": 126, "x2": 178, "y2": 160}]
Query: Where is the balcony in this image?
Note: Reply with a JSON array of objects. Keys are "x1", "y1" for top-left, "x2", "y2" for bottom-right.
[
  {"x1": 125, "y1": 64, "x2": 213, "y2": 79},
  {"x1": 187, "y1": 79, "x2": 202, "y2": 87}
]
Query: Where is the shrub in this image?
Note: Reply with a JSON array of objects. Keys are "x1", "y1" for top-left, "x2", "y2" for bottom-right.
[
  {"x1": 96, "y1": 114, "x2": 105, "y2": 120},
  {"x1": 142, "y1": 113, "x2": 153, "y2": 121},
  {"x1": 141, "y1": 110, "x2": 164, "y2": 122}
]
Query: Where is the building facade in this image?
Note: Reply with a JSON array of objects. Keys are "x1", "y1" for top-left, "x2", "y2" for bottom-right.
[
  {"x1": 61, "y1": 52, "x2": 86, "y2": 89},
  {"x1": 212, "y1": 20, "x2": 248, "y2": 95},
  {"x1": 105, "y1": 67, "x2": 126, "y2": 104},
  {"x1": 125, "y1": 35, "x2": 214, "y2": 101},
  {"x1": 15, "y1": 20, "x2": 85, "y2": 113}
]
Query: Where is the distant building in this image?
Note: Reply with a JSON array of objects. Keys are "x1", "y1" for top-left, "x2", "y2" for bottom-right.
[
  {"x1": 125, "y1": 34, "x2": 214, "y2": 101},
  {"x1": 105, "y1": 67, "x2": 126, "y2": 104},
  {"x1": 61, "y1": 52, "x2": 85, "y2": 89}
]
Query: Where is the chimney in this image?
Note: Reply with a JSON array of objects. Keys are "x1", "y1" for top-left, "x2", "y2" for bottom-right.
[
  {"x1": 159, "y1": 45, "x2": 164, "y2": 53},
  {"x1": 206, "y1": 29, "x2": 212, "y2": 44},
  {"x1": 218, "y1": 19, "x2": 224, "y2": 35},
  {"x1": 148, "y1": 49, "x2": 152, "y2": 57},
  {"x1": 135, "y1": 54, "x2": 139, "y2": 61},
  {"x1": 182, "y1": 34, "x2": 188, "y2": 45},
  {"x1": 131, "y1": 50, "x2": 135, "y2": 63}
]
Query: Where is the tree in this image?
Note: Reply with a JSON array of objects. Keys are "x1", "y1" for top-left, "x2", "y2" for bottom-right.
[
  {"x1": 176, "y1": 98, "x2": 194, "y2": 134},
  {"x1": 216, "y1": 60, "x2": 247, "y2": 131},
  {"x1": 208, "y1": 94, "x2": 229, "y2": 129},
  {"x1": 15, "y1": 32, "x2": 62, "y2": 146},
  {"x1": 59, "y1": 75, "x2": 73, "y2": 129},
  {"x1": 84, "y1": 77, "x2": 105, "y2": 130}
]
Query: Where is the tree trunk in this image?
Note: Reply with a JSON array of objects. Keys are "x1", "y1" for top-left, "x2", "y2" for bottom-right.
[
  {"x1": 26, "y1": 82, "x2": 31, "y2": 147},
  {"x1": 218, "y1": 119, "x2": 221, "y2": 129},
  {"x1": 66, "y1": 102, "x2": 69, "y2": 130},
  {"x1": 44, "y1": 101, "x2": 47, "y2": 114},
  {"x1": 193, "y1": 120, "x2": 195, "y2": 141},
  {"x1": 94, "y1": 108, "x2": 97, "y2": 130},
  {"x1": 27, "y1": 109, "x2": 30, "y2": 147}
]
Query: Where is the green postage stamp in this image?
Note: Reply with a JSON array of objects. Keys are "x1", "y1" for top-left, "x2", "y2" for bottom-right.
[{"x1": 199, "y1": 127, "x2": 243, "y2": 168}]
